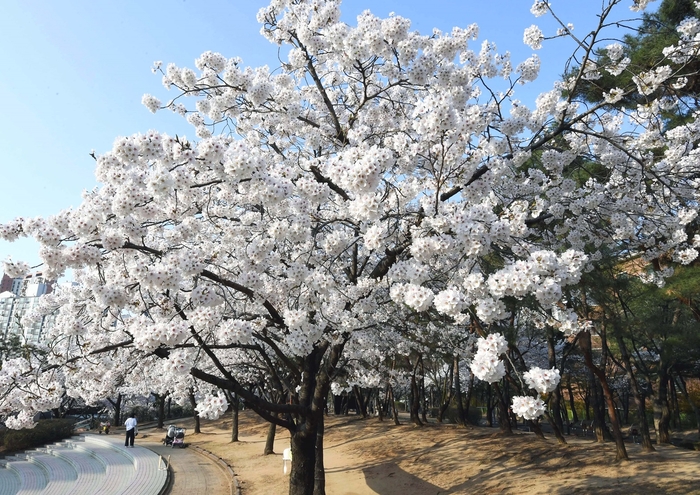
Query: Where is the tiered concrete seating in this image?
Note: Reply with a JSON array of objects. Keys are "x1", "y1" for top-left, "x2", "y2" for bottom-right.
[
  {"x1": 27, "y1": 449, "x2": 77, "y2": 495},
  {"x1": 0, "y1": 434, "x2": 167, "y2": 495},
  {"x1": 1, "y1": 454, "x2": 49, "y2": 494},
  {"x1": 83, "y1": 435, "x2": 168, "y2": 494}
]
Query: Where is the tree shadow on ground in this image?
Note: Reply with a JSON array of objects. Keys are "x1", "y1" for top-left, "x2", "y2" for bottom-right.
[{"x1": 362, "y1": 462, "x2": 443, "y2": 495}]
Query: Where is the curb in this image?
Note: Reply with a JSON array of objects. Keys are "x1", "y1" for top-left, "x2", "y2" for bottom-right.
[{"x1": 189, "y1": 445, "x2": 241, "y2": 495}]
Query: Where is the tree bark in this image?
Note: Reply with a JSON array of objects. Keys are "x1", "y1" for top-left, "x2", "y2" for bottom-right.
[
  {"x1": 580, "y1": 331, "x2": 628, "y2": 460},
  {"x1": 264, "y1": 415, "x2": 277, "y2": 455},
  {"x1": 653, "y1": 361, "x2": 671, "y2": 444},
  {"x1": 188, "y1": 388, "x2": 201, "y2": 434},
  {"x1": 409, "y1": 358, "x2": 423, "y2": 426},
  {"x1": 231, "y1": 393, "x2": 239, "y2": 443},
  {"x1": 388, "y1": 384, "x2": 400, "y2": 426},
  {"x1": 107, "y1": 394, "x2": 122, "y2": 427},
  {"x1": 156, "y1": 393, "x2": 166, "y2": 429},
  {"x1": 313, "y1": 414, "x2": 325, "y2": 495},
  {"x1": 493, "y1": 383, "x2": 512, "y2": 435},
  {"x1": 353, "y1": 386, "x2": 368, "y2": 418},
  {"x1": 615, "y1": 333, "x2": 654, "y2": 451},
  {"x1": 454, "y1": 355, "x2": 466, "y2": 426},
  {"x1": 566, "y1": 378, "x2": 579, "y2": 423},
  {"x1": 675, "y1": 374, "x2": 700, "y2": 435}
]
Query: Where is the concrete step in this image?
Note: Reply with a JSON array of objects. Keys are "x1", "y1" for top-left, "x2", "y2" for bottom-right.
[
  {"x1": 26, "y1": 449, "x2": 77, "y2": 495},
  {"x1": 0, "y1": 434, "x2": 168, "y2": 495},
  {"x1": 1, "y1": 454, "x2": 49, "y2": 495}
]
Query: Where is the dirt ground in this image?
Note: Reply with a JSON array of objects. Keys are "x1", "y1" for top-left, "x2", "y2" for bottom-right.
[{"x1": 180, "y1": 411, "x2": 700, "y2": 495}]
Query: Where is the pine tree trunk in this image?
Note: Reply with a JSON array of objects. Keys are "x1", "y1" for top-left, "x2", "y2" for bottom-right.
[
  {"x1": 580, "y1": 331, "x2": 628, "y2": 460},
  {"x1": 615, "y1": 333, "x2": 654, "y2": 451},
  {"x1": 654, "y1": 362, "x2": 671, "y2": 444},
  {"x1": 675, "y1": 374, "x2": 700, "y2": 435},
  {"x1": 566, "y1": 378, "x2": 579, "y2": 424}
]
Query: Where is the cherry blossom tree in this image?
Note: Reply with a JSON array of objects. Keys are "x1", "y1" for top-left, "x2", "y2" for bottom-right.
[{"x1": 3, "y1": 0, "x2": 700, "y2": 492}]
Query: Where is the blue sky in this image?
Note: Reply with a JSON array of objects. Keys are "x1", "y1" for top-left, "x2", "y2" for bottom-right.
[{"x1": 0, "y1": 0, "x2": 644, "y2": 269}]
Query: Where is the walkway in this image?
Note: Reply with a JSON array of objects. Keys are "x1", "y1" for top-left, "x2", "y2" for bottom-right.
[{"x1": 136, "y1": 427, "x2": 233, "y2": 495}]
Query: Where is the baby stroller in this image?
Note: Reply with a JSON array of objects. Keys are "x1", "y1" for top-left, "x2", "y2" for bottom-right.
[
  {"x1": 163, "y1": 425, "x2": 186, "y2": 448},
  {"x1": 99, "y1": 421, "x2": 111, "y2": 434}
]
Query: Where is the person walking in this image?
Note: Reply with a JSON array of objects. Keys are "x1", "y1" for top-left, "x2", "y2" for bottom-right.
[{"x1": 124, "y1": 413, "x2": 138, "y2": 447}]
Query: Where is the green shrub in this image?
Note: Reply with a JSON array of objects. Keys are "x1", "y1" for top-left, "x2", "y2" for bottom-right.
[{"x1": 1, "y1": 419, "x2": 76, "y2": 453}]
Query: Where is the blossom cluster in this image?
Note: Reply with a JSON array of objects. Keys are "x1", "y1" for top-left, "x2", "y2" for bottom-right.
[
  {"x1": 470, "y1": 333, "x2": 507, "y2": 383},
  {"x1": 194, "y1": 392, "x2": 229, "y2": 420}
]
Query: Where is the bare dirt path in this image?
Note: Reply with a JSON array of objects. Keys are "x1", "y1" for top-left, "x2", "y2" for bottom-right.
[{"x1": 179, "y1": 411, "x2": 700, "y2": 495}]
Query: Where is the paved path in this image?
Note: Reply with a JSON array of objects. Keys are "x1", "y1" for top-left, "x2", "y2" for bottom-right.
[{"x1": 134, "y1": 428, "x2": 232, "y2": 495}]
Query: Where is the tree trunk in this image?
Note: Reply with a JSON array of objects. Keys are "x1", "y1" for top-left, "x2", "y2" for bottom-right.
[
  {"x1": 388, "y1": 385, "x2": 400, "y2": 426},
  {"x1": 289, "y1": 422, "x2": 318, "y2": 495},
  {"x1": 580, "y1": 331, "x2": 628, "y2": 460},
  {"x1": 464, "y1": 373, "x2": 475, "y2": 425},
  {"x1": 487, "y1": 384, "x2": 494, "y2": 427},
  {"x1": 566, "y1": 378, "x2": 579, "y2": 424},
  {"x1": 264, "y1": 416, "x2": 277, "y2": 455},
  {"x1": 675, "y1": 374, "x2": 700, "y2": 435},
  {"x1": 654, "y1": 362, "x2": 671, "y2": 444},
  {"x1": 188, "y1": 388, "x2": 201, "y2": 434},
  {"x1": 454, "y1": 355, "x2": 466, "y2": 426},
  {"x1": 493, "y1": 383, "x2": 512, "y2": 435},
  {"x1": 313, "y1": 414, "x2": 325, "y2": 495},
  {"x1": 546, "y1": 332, "x2": 564, "y2": 434},
  {"x1": 107, "y1": 394, "x2": 122, "y2": 427},
  {"x1": 231, "y1": 393, "x2": 239, "y2": 443},
  {"x1": 419, "y1": 357, "x2": 428, "y2": 424},
  {"x1": 157, "y1": 394, "x2": 166, "y2": 429},
  {"x1": 353, "y1": 386, "x2": 368, "y2": 418},
  {"x1": 410, "y1": 365, "x2": 423, "y2": 426},
  {"x1": 615, "y1": 333, "x2": 654, "y2": 451}
]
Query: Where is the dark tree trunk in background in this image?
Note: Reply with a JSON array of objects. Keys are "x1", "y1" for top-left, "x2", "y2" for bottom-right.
[
  {"x1": 580, "y1": 331, "x2": 628, "y2": 460},
  {"x1": 547, "y1": 332, "x2": 565, "y2": 434},
  {"x1": 464, "y1": 373, "x2": 475, "y2": 425},
  {"x1": 264, "y1": 415, "x2": 277, "y2": 455},
  {"x1": 454, "y1": 355, "x2": 466, "y2": 426},
  {"x1": 388, "y1": 385, "x2": 400, "y2": 426},
  {"x1": 188, "y1": 388, "x2": 201, "y2": 434},
  {"x1": 409, "y1": 357, "x2": 423, "y2": 426},
  {"x1": 156, "y1": 393, "x2": 166, "y2": 429},
  {"x1": 353, "y1": 386, "x2": 368, "y2": 418},
  {"x1": 487, "y1": 384, "x2": 494, "y2": 427},
  {"x1": 566, "y1": 378, "x2": 579, "y2": 424},
  {"x1": 616, "y1": 333, "x2": 654, "y2": 451},
  {"x1": 231, "y1": 393, "x2": 239, "y2": 443},
  {"x1": 107, "y1": 394, "x2": 122, "y2": 427},
  {"x1": 654, "y1": 361, "x2": 672, "y2": 445},
  {"x1": 493, "y1": 383, "x2": 512, "y2": 435},
  {"x1": 676, "y1": 374, "x2": 700, "y2": 435},
  {"x1": 419, "y1": 357, "x2": 428, "y2": 424}
]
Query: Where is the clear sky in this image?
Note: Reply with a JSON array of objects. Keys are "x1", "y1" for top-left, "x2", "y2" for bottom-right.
[{"x1": 0, "y1": 0, "x2": 645, "y2": 270}]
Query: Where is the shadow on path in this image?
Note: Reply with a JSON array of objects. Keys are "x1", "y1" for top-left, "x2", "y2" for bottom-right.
[{"x1": 363, "y1": 461, "x2": 443, "y2": 495}]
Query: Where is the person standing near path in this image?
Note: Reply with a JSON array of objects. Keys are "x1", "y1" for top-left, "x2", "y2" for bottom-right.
[{"x1": 124, "y1": 413, "x2": 137, "y2": 447}]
